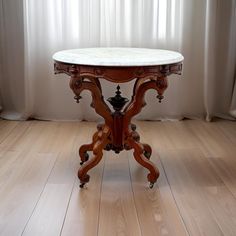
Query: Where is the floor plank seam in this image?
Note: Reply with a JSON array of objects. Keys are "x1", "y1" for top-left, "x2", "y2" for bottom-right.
[
  {"x1": 158, "y1": 154, "x2": 191, "y2": 236},
  {"x1": 0, "y1": 121, "x2": 29, "y2": 145},
  {"x1": 59, "y1": 176, "x2": 77, "y2": 236},
  {"x1": 127, "y1": 154, "x2": 143, "y2": 236},
  {"x1": 0, "y1": 120, "x2": 20, "y2": 139},
  {"x1": 96, "y1": 154, "x2": 106, "y2": 236},
  {"x1": 207, "y1": 157, "x2": 236, "y2": 201},
  {"x1": 59, "y1": 128, "x2": 91, "y2": 236},
  {"x1": 201, "y1": 188, "x2": 227, "y2": 236},
  {"x1": 214, "y1": 124, "x2": 236, "y2": 145},
  {"x1": 218, "y1": 126, "x2": 236, "y2": 145},
  {"x1": 20, "y1": 152, "x2": 60, "y2": 236}
]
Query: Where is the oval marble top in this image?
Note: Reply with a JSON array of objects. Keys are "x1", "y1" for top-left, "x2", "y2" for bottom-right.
[{"x1": 53, "y1": 48, "x2": 184, "y2": 67}]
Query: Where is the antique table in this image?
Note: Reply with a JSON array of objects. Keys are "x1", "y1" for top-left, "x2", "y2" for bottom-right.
[{"x1": 53, "y1": 48, "x2": 183, "y2": 188}]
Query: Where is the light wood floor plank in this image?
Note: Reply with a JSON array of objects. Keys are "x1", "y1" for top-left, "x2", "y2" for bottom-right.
[
  {"x1": 0, "y1": 121, "x2": 59, "y2": 195},
  {"x1": 210, "y1": 119, "x2": 236, "y2": 145},
  {"x1": 0, "y1": 151, "x2": 19, "y2": 190},
  {"x1": 0, "y1": 119, "x2": 236, "y2": 236},
  {"x1": 61, "y1": 164, "x2": 104, "y2": 236},
  {"x1": 22, "y1": 123, "x2": 80, "y2": 236},
  {"x1": 98, "y1": 151, "x2": 142, "y2": 236},
  {"x1": 186, "y1": 120, "x2": 235, "y2": 157},
  {"x1": 159, "y1": 148, "x2": 236, "y2": 236},
  {"x1": 128, "y1": 151, "x2": 189, "y2": 236},
  {"x1": 135, "y1": 121, "x2": 175, "y2": 150},
  {"x1": 0, "y1": 152, "x2": 57, "y2": 236},
  {"x1": 61, "y1": 123, "x2": 104, "y2": 236},
  {"x1": 22, "y1": 182, "x2": 75, "y2": 236},
  {"x1": 207, "y1": 147, "x2": 236, "y2": 198},
  {"x1": 0, "y1": 121, "x2": 31, "y2": 151},
  {"x1": 0, "y1": 120, "x2": 19, "y2": 144},
  {"x1": 136, "y1": 120, "x2": 203, "y2": 151},
  {"x1": 0, "y1": 121, "x2": 60, "y2": 194},
  {"x1": 1, "y1": 121, "x2": 46, "y2": 152}
]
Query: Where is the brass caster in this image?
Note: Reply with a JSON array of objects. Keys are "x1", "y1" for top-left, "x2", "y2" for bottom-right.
[
  {"x1": 80, "y1": 183, "x2": 86, "y2": 188},
  {"x1": 149, "y1": 182, "x2": 154, "y2": 189}
]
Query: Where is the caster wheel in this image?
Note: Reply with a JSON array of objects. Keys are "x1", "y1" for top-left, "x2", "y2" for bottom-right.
[
  {"x1": 80, "y1": 183, "x2": 86, "y2": 188},
  {"x1": 80, "y1": 152, "x2": 89, "y2": 165},
  {"x1": 149, "y1": 183, "x2": 154, "y2": 189}
]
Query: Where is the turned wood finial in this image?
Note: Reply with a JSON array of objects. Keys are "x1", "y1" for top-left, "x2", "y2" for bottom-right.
[{"x1": 107, "y1": 85, "x2": 129, "y2": 112}]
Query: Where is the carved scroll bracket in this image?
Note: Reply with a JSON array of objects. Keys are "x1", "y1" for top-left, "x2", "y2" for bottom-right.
[
  {"x1": 69, "y1": 74, "x2": 113, "y2": 128},
  {"x1": 123, "y1": 77, "x2": 168, "y2": 136}
]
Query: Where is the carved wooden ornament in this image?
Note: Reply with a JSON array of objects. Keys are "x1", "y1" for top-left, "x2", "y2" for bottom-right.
[{"x1": 54, "y1": 59, "x2": 183, "y2": 188}]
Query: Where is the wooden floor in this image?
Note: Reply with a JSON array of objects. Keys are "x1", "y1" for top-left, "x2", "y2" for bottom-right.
[{"x1": 0, "y1": 119, "x2": 236, "y2": 236}]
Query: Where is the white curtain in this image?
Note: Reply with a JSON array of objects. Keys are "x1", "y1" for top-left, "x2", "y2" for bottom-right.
[{"x1": 0, "y1": 0, "x2": 236, "y2": 121}]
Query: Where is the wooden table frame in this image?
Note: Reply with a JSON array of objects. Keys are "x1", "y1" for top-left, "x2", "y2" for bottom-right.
[{"x1": 54, "y1": 62, "x2": 182, "y2": 188}]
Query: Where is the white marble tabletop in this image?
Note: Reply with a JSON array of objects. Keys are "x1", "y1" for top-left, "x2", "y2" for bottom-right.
[{"x1": 53, "y1": 47, "x2": 184, "y2": 67}]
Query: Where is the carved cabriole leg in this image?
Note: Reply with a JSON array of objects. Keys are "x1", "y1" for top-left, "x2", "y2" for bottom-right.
[
  {"x1": 78, "y1": 125, "x2": 110, "y2": 188},
  {"x1": 124, "y1": 125, "x2": 152, "y2": 158},
  {"x1": 123, "y1": 76, "x2": 168, "y2": 187},
  {"x1": 79, "y1": 123, "x2": 105, "y2": 165},
  {"x1": 79, "y1": 130, "x2": 99, "y2": 165},
  {"x1": 124, "y1": 126, "x2": 158, "y2": 187},
  {"x1": 142, "y1": 143, "x2": 152, "y2": 159},
  {"x1": 79, "y1": 144, "x2": 92, "y2": 165},
  {"x1": 69, "y1": 74, "x2": 112, "y2": 187},
  {"x1": 127, "y1": 137, "x2": 159, "y2": 188}
]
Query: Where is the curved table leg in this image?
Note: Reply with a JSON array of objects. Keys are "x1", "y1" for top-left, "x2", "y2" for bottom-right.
[
  {"x1": 127, "y1": 127, "x2": 152, "y2": 159},
  {"x1": 78, "y1": 125, "x2": 110, "y2": 188},
  {"x1": 142, "y1": 143, "x2": 152, "y2": 160},
  {"x1": 79, "y1": 124, "x2": 104, "y2": 165},
  {"x1": 123, "y1": 78, "x2": 167, "y2": 187},
  {"x1": 79, "y1": 144, "x2": 92, "y2": 165},
  {"x1": 128, "y1": 138, "x2": 159, "y2": 188},
  {"x1": 69, "y1": 76, "x2": 113, "y2": 186}
]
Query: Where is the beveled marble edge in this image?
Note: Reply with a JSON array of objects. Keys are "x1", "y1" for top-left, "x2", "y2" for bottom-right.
[{"x1": 52, "y1": 47, "x2": 184, "y2": 67}]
